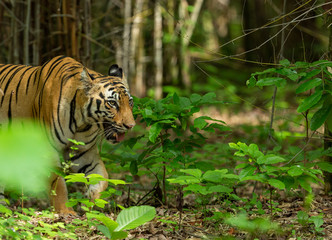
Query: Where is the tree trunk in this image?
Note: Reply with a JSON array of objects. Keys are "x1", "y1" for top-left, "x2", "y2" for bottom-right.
[
  {"x1": 154, "y1": 2, "x2": 163, "y2": 100},
  {"x1": 24, "y1": 0, "x2": 31, "y2": 65},
  {"x1": 123, "y1": 0, "x2": 131, "y2": 80}
]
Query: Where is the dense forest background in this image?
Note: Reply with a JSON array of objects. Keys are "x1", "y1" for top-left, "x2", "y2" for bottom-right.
[{"x1": 0, "y1": 0, "x2": 330, "y2": 100}]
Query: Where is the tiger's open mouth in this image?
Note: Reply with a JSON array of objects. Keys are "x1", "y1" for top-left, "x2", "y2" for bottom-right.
[{"x1": 103, "y1": 122, "x2": 126, "y2": 143}]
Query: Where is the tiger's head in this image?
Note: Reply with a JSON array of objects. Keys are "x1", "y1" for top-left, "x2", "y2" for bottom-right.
[{"x1": 80, "y1": 64, "x2": 135, "y2": 143}]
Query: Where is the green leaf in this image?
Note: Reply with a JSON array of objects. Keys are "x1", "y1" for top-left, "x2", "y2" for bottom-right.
[
  {"x1": 167, "y1": 176, "x2": 201, "y2": 185},
  {"x1": 149, "y1": 123, "x2": 162, "y2": 143},
  {"x1": 200, "y1": 92, "x2": 217, "y2": 104},
  {"x1": 194, "y1": 117, "x2": 208, "y2": 130},
  {"x1": 173, "y1": 92, "x2": 180, "y2": 105},
  {"x1": 190, "y1": 93, "x2": 201, "y2": 103},
  {"x1": 184, "y1": 184, "x2": 208, "y2": 195},
  {"x1": 295, "y1": 61, "x2": 310, "y2": 68},
  {"x1": 298, "y1": 176, "x2": 312, "y2": 193},
  {"x1": 94, "y1": 199, "x2": 108, "y2": 208},
  {"x1": 298, "y1": 69, "x2": 321, "y2": 82},
  {"x1": 279, "y1": 59, "x2": 290, "y2": 67},
  {"x1": 114, "y1": 206, "x2": 156, "y2": 231},
  {"x1": 317, "y1": 162, "x2": 332, "y2": 173},
  {"x1": 257, "y1": 155, "x2": 286, "y2": 165},
  {"x1": 87, "y1": 212, "x2": 118, "y2": 232},
  {"x1": 202, "y1": 169, "x2": 229, "y2": 183},
  {"x1": 180, "y1": 169, "x2": 202, "y2": 179},
  {"x1": 310, "y1": 105, "x2": 332, "y2": 131},
  {"x1": 208, "y1": 185, "x2": 233, "y2": 193},
  {"x1": 179, "y1": 97, "x2": 191, "y2": 109},
  {"x1": 246, "y1": 76, "x2": 256, "y2": 88},
  {"x1": 256, "y1": 77, "x2": 286, "y2": 87},
  {"x1": 287, "y1": 166, "x2": 304, "y2": 177},
  {"x1": 297, "y1": 90, "x2": 323, "y2": 113},
  {"x1": 268, "y1": 179, "x2": 285, "y2": 189},
  {"x1": 276, "y1": 68, "x2": 298, "y2": 81},
  {"x1": 296, "y1": 78, "x2": 322, "y2": 94},
  {"x1": 297, "y1": 211, "x2": 309, "y2": 225},
  {"x1": 65, "y1": 173, "x2": 88, "y2": 184},
  {"x1": 130, "y1": 161, "x2": 138, "y2": 175}
]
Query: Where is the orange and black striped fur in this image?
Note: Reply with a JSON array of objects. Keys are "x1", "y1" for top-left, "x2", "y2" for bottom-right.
[{"x1": 0, "y1": 56, "x2": 135, "y2": 214}]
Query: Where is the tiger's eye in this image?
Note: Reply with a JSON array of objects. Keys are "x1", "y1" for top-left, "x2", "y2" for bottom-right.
[{"x1": 107, "y1": 100, "x2": 117, "y2": 107}]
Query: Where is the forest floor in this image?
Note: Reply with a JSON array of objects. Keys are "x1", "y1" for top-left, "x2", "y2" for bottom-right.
[{"x1": 6, "y1": 185, "x2": 330, "y2": 240}]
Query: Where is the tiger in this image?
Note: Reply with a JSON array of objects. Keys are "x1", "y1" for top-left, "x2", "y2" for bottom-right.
[{"x1": 0, "y1": 55, "x2": 135, "y2": 214}]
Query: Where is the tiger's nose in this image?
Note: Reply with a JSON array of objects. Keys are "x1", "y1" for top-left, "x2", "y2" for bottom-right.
[{"x1": 124, "y1": 123, "x2": 135, "y2": 129}]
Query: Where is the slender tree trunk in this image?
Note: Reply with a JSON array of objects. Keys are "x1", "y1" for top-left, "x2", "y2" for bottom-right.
[
  {"x1": 130, "y1": 0, "x2": 144, "y2": 96},
  {"x1": 82, "y1": 0, "x2": 91, "y2": 67},
  {"x1": 123, "y1": 0, "x2": 131, "y2": 79},
  {"x1": 154, "y1": 2, "x2": 163, "y2": 100},
  {"x1": 24, "y1": 0, "x2": 31, "y2": 65},
  {"x1": 33, "y1": 0, "x2": 40, "y2": 65}
]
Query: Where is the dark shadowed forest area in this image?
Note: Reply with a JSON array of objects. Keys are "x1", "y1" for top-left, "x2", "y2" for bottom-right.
[{"x1": 0, "y1": 0, "x2": 332, "y2": 239}]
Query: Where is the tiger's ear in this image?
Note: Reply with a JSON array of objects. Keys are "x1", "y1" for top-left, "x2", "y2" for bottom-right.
[
  {"x1": 108, "y1": 64, "x2": 123, "y2": 78},
  {"x1": 81, "y1": 67, "x2": 93, "y2": 90},
  {"x1": 108, "y1": 64, "x2": 129, "y2": 90}
]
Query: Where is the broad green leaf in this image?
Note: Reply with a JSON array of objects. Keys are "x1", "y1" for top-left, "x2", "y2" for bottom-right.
[
  {"x1": 295, "y1": 61, "x2": 310, "y2": 68},
  {"x1": 317, "y1": 162, "x2": 332, "y2": 173},
  {"x1": 257, "y1": 155, "x2": 286, "y2": 165},
  {"x1": 173, "y1": 92, "x2": 180, "y2": 105},
  {"x1": 65, "y1": 173, "x2": 88, "y2": 184},
  {"x1": 167, "y1": 176, "x2": 201, "y2": 185},
  {"x1": 248, "y1": 144, "x2": 264, "y2": 159},
  {"x1": 279, "y1": 59, "x2": 290, "y2": 67},
  {"x1": 190, "y1": 93, "x2": 201, "y2": 103},
  {"x1": 309, "y1": 215, "x2": 324, "y2": 228},
  {"x1": 202, "y1": 169, "x2": 228, "y2": 183},
  {"x1": 184, "y1": 184, "x2": 208, "y2": 195},
  {"x1": 179, "y1": 97, "x2": 191, "y2": 109},
  {"x1": 239, "y1": 166, "x2": 256, "y2": 180},
  {"x1": 298, "y1": 69, "x2": 321, "y2": 82},
  {"x1": 295, "y1": 78, "x2": 322, "y2": 94},
  {"x1": 297, "y1": 211, "x2": 309, "y2": 225},
  {"x1": 256, "y1": 77, "x2": 286, "y2": 87},
  {"x1": 194, "y1": 117, "x2": 208, "y2": 130},
  {"x1": 310, "y1": 105, "x2": 332, "y2": 131},
  {"x1": 229, "y1": 142, "x2": 240, "y2": 150},
  {"x1": 115, "y1": 206, "x2": 156, "y2": 231},
  {"x1": 268, "y1": 179, "x2": 285, "y2": 189},
  {"x1": 298, "y1": 176, "x2": 312, "y2": 193},
  {"x1": 94, "y1": 199, "x2": 108, "y2": 208},
  {"x1": 276, "y1": 68, "x2": 298, "y2": 81},
  {"x1": 200, "y1": 92, "x2": 217, "y2": 104},
  {"x1": 86, "y1": 212, "x2": 118, "y2": 232},
  {"x1": 180, "y1": 168, "x2": 202, "y2": 179},
  {"x1": 287, "y1": 166, "x2": 304, "y2": 176},
  {"x1": 297, "y1": 90, "x2": 323, "y2": 113},
  {"x1": 149, "y1": 123, "x2": 162, "y2": 143}
]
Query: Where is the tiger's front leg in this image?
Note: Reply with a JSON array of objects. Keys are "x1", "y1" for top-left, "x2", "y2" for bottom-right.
[
  {"x1": 70, "y1": 146, "x2": 109, "y2": 200},
  {"x1": 85, "y1": 159, "x2": 109, "y2": 200}
]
